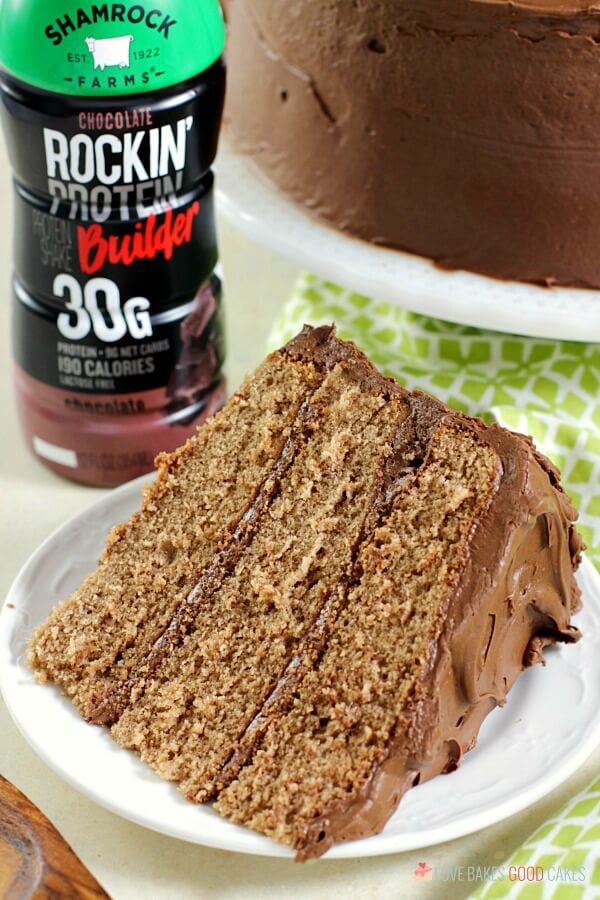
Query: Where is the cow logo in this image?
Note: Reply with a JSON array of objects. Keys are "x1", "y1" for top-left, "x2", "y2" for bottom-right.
[{"x1": 85, "y1": 35, "x2": 134, "y2": 71}]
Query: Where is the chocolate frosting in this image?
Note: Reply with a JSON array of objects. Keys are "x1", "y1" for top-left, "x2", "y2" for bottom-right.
[
  {"x1": 225, "y1": 0, "x2": 600, "y2": 287},
  {"x1": 296, "y1": 420, "x2": 583, "y2": 859}
]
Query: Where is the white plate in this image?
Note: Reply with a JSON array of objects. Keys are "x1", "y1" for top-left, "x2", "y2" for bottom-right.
[
  {"x1": 216, "y1": 142, "x2": 600, "y2": 343},
  {"x1": 2, "y1": 475, "x2": 600, "y2": 859}
]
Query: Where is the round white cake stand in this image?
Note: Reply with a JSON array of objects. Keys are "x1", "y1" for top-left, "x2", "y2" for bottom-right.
[{"x1": 215, "y1": 142, "x2": 600, "y2": 343}]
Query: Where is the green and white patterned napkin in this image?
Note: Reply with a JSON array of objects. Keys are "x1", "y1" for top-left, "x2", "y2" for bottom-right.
[
  {"x1": 470, "y1": 777, "x2": 600, "y2": 899},
  {"x1": 268, "y1": 273, "x2": 600, "y2": 569},
  {"x1": 269, "y1": 274, "x2": 600, "y2": 900}
]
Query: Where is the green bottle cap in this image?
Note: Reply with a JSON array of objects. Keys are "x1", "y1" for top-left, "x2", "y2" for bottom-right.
[{"x1": 0, "y1": 0, "x2": 225, "y2": 96}]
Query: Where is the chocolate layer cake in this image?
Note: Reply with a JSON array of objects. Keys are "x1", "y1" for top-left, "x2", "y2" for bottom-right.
[
  {"x1": 29, "y1": 327, "x2": 583, "y2": 859},
  {"x1": 225, "y1": 0, "x2": 600, "y2": 288}
]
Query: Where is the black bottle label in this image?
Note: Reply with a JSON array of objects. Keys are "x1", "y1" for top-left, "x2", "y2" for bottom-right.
[
  {"x1": 13, "y1": 273, "x2": 225, "y2": 401},
  {"x1": 13, "y1": 174, "x2": 217, "y2": 308},
  {"x1": 1, "y1": 64, "x2": 227, "y2": 485}
]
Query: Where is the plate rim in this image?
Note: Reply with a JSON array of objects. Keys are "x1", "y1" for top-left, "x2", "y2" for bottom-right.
[{"x1": 1, "y1": 475, "x2": 600, "y2": 860}]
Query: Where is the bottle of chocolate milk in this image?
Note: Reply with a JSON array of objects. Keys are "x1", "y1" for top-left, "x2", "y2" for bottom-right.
[{"x1": 0, "y1": 0, "x2": 226, "y2": 486}]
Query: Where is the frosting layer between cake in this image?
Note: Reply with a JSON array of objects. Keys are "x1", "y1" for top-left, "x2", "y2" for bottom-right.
[{"x1": 225, "y1": 0, "x2": 600, "y2": 287}]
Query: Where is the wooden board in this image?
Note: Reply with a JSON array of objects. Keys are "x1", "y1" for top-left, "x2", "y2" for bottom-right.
[{"x1": 0, "y1": 775, "x2": 110, "y2": 899}]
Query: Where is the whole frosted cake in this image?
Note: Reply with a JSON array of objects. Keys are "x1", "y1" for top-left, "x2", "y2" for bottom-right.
[
  {"x1": 225, "y1": 0, "x2": 600, "y2": 288},
  {"x1": 30, "y1": 327, "x2": 582, "y2": 859}
]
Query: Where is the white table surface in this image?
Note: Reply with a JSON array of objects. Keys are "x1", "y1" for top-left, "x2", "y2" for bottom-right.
[{"x1": 0, "y1": 132, "x2": 598, "y2": 900}]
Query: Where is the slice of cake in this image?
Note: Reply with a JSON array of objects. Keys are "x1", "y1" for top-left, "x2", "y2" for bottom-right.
[{"x1": 29, "y1": 326, "x2": 583, "y2": 860}]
